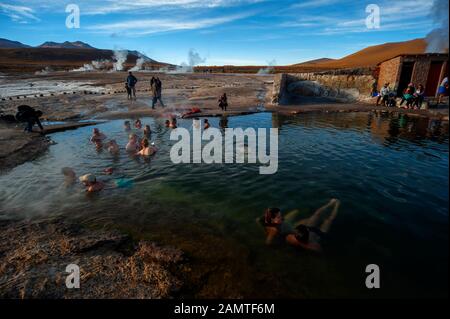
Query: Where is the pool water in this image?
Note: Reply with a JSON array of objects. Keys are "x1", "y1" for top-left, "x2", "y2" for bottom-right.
[{"x1": 0, "y1": 111, "x2": 448, "y2": 298}]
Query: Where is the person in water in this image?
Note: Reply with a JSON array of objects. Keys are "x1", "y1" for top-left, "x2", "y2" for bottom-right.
[
  {"x1": 144, "y1": 124, "x2": 152, "y2": 136},
  {"x1": 61, "y1": 167, "x2": 76, "y2": 186},
  {"x1": 137, "y1": 138, "x2": 157, "y2": 156},
  {"x1": 204, "y1": 119, "x2": 210, "y2": 130},
  {"x1": 79, "y1": 174, "x2": 105, "y2": 193},
  {"x1": 285, "y1": 199, "x2": 340, "y2": 252},
  {"x1": 193, "y1": 117, "x2": 201, "y2": 130},
  {"x1": 106, "y1": 140, "x2": 120, "y2": 155},
  {"x1": 126, "y1": 133, "x2": 140, "y2": 152},
  {"x1": 165, "y1": 120, "x2": 170, "y2": 127},
  {"x1": 124, "y1": 121, "x2": 131, "y2": 131},
  {"x1": 169, "y1": 118, "x2": 177, "y2": 128},
  {"x1": 134, "y1": 119, "x2": 142, "y2": 129},
  {"x1": 261, "y1": 207, "x2": 284, "y2": 245},
  {"x1": 90, "y1": 128, "x2": 107, "y2": 143}
]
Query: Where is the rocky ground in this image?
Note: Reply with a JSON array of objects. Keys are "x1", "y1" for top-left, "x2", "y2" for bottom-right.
[{"x1": 0, "y1": 218, "x2": 185, "y2": 298}]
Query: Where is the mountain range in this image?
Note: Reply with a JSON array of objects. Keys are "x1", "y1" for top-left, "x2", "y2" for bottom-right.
[{"x1": 0, "y1": 38, "x2": 172, "y2": 73}]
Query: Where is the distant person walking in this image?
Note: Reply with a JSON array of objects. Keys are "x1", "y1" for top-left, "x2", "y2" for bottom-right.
[
  {"x1": 126, "y1": 71, "x2": 138, "y2": 100},
  {"x1": 218, "y1": 93, "x2": 228, "y2": 111},
  {"x1": 151, "y1": 77, "x2": 164, "y2": 109}
]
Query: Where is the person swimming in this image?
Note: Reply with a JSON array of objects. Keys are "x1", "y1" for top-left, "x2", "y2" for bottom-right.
[
  {"x1": 134, "y1": 119, "x2": 142, "y2": 129},
  {"x1": 106, "y1": 140, "x2": 120, "y2": 155},
  {"x1": 169, "y1": 118, "x2": 177, "y2": 128},
  {"x1": 124, "y1": 121, "x2": 131, "y2": 131},
  {"x1": 143, "y1": 124, "x2": 152, "y2": 136},
  {"x1": 204, "y1": 119, "x2": 210, "y2": 130},
  {"x1": 165, "y1": 120, "x2": 170, "y2": 127},
  {"x1": 104, "y1": 167, "x2": 114, "y2": 175},
  {"x1": 285, "y1": 199, "x2": 340, "y2": 252},
  {"x1": 193, "y1": 117, "x2": 201, "y2": 130},
  {"x1": 136, "y1": 138, "x2": 157, "y2": 156},
  {"x1": 126, "y1": 133, "x2": 140, "y2": 152},
  {"x1": 79, "y1": 174, "x2": 105, "y2": 193},
  {"x1": 90, "y1": 128, "x2": 107, "y2": 144},
  {"x1": 261, "y1": 207, "x2": 284, "y2": 244},
  {"x1": 61, "y1": 167, "x2": 76, "y2": 187},
  {"x1": 258, "y1": 199, "x2": 340, "y2": 251}
]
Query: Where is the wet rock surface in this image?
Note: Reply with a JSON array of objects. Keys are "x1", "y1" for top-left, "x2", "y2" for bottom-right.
[
  {"x1": 0, "y1": 125, "x2": 51, "y2": 172},
  {"x1": 0, "y1": 218, "x2": 184, "y2": 298}
]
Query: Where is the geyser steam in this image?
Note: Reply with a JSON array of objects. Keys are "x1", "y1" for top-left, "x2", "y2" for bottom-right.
[
  {"x1": 178, "y1": 49, "x2": 206, "y2": 73},
  {"x1": 425, "y1": 0, "x2": 449, "y2": 53},
  {"x1": 113, "y1": 50, "x2": 128, "y2": 71},
  {"x1": 257, "y1": 59, "x2": 277, "y2": 75}
]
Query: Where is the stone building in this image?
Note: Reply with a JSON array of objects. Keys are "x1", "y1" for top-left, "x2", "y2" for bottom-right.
[{"x1": 377, "y1": 53, "x2": 448, "y2": 97}]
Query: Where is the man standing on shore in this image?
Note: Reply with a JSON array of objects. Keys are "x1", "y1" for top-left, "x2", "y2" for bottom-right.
[
  {"x1": 151, "y1": 77, "x2": 164, "y2": 109},
  {"x1": 127, "y1": 72, "x2": 138, "y2": 100}
]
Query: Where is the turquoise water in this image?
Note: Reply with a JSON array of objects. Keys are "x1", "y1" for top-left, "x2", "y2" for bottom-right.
[{"x1": 0, "y1": 111, "x2": 448, "y2": 298}]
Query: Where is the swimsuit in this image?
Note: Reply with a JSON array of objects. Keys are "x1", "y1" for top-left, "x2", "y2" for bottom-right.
[{"x1": 294, "y1": 225, "x2": 326, "y2": 243}]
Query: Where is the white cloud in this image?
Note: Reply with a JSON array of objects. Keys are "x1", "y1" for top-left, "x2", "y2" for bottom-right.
[
  {"x1": 282, "y1": 0, "x2": 435, "y2": 36},
  {"x1": 11, "y1": 0, "x2": 266, "y2": 15},
  {"x1": 291, "y1": 0, "x2": 340, "y2": 9},
  {"x1": 88, "y1": 13, "x2": 252, "y2": 35},
  {"x1": 0, "y1": 2, "x2": 40, "y2": 23}
]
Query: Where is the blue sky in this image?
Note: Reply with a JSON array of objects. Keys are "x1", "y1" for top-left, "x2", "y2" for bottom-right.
[{"x1": 0, "y1": 0, "x2": 440, "y2": 65}]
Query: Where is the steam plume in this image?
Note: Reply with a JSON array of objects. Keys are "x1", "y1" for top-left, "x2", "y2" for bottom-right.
[
  {"x1": 113, "y1": 50, "x2": 128, "y2": 71},
  {"x1": 257, "y1": 59, "x2": 277, "y2": 75},
  {"x1": 177, "y1": 49, "x2": 206, "y2": 73},
  {"x1": 425, "y1": 0, "x2": 449, "y2": 53}
]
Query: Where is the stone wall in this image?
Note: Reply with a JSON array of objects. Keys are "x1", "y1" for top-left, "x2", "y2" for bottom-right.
[
  {"x1": 377, "y1": 56, "x2": 401, "y2": 90},
  {"x1": 272, "y1": 71, "x2": 376, "y2": 105}
]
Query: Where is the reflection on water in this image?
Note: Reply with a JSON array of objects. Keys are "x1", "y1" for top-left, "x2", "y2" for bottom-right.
[{"x1": 0, "y1": 111, "x2": 448, "y2": 298}]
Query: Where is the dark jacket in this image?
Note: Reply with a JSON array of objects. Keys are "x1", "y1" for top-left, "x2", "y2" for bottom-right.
[{"x1": 127, "y1": 75, "x2": 138, "y2": 87}]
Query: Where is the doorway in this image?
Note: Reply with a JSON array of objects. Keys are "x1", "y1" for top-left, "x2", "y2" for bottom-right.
[
  {"x1": 397, "y1": 62, "x2": 415, "y2": 96},
  {"x1": 425, "y1": 61, "x2": 444, "y2": 96}
]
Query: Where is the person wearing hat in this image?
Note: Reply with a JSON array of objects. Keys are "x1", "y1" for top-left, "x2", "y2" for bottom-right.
[{"x1": 79, "y1": 174, "x2": 104, "y2": 193}]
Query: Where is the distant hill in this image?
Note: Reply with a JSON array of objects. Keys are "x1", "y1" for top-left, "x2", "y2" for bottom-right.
[
  {"x1": 294, "y1": 58, "x2": 335, "y2": 66},
  {"x1": 296, "y1": 38, "x2": 428, "y2": 69},
  {"x1": 0, "y1": 38, "x2": 30, "y2": 49},
  {"x1": 38, "y1": 41, "x2": 96, "y2": 50}
]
